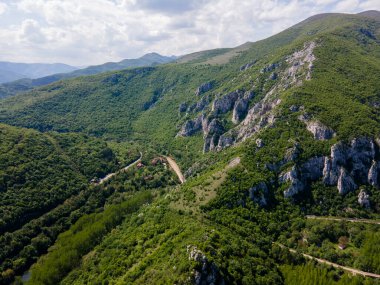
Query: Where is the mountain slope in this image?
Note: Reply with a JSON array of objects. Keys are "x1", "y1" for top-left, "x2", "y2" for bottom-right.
[
  {"x1": 1, "y1": 11, "x2": 379, "y2": 165},
  {"x1": 1, "y1": 11, "x2": 380, "y2": 285},
  {"x1": 0, "y1": 53, "x2": 176, "y2": 99},
  {"x1": 0, "y1": 62, "x2": 78, "y2": 84}
]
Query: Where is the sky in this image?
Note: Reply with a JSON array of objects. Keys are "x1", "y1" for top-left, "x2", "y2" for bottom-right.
[{"x1": 0, "y1": 0, "x2": 379, "y2": 66}]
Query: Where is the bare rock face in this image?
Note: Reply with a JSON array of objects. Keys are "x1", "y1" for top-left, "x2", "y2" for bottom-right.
[
  {"x1": 195, "y1": 82, "x2": 213, "y2": 96},
  {"x1": 240, "y1": 60, "x2": 257, "y2": 71},
  {"x1": 368, "y1": 160, "x2": 380, "y2": 187},
  {"x1": 260, "y1": 63, "x2": 280, "y2": 73},
  {"x1": 323, "y1": 143, "x2": 347, "y2": 185},
  {"x1": 212, "y1": 91, "x2": 241, "y2": 114},
  {"x1": 193, "y1": 95, "x2": 211, "y2": 112},
  {"x1": 284, "y1": 143, "x2": 301, "y2": 163},
  {"x1": 350, "y1": 137, "x2": 376, "y2": 184},
  {"x1": 249, "y1": 182, "x2": 269, "y2": 206},
  {"x1": 281, "y1": 137, "x2": 380, "y2": 198},
  {"x1": 280, "y1": 157, "x2": 324, "y2": 198},
  {"x1": 299, "y1": 114, "x2": 335, "y2": 140},
  {"x1": 206, "y1": 119, "x2": 224, "y2": 136},
  {"x1": 187, "y1": 245, "x2": 224, "y2": 285},
  {"x1": 323, "y1": 138, "x2": 376, "y2": 187},
  {"x1": 178, "y1": 114, "x2": 205, "y2": 137},
  {"x1": 232, "y1": 98, "x2": 249, "y2": 124},
  {"x1": 279, "y1": 166, "x2": 305, "y2": 198},
  {"x1": 358, "y1": 189, "x2": 370, "y2": 208},
  {"x1": 216, "y1": 134, "x2": 234, "y2": 150},
  {"x1": 306, "y1": 121, "x2": 335, "y2": 140},
  {"x1": 203, "y1": 119, "x2": 225, "y2": 152},
  {"x1": 337, "y1": 168, "x2": 357, "y2": 195},
  {"x1": 256, "y1": 138, "x2": 264, "y2": 148},
  {"x1": 269, "y1": 72, "x2": 278, "y2": 80}
]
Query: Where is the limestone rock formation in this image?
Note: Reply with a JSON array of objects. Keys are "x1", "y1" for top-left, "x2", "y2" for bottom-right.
[
  {"x1": 368, "y1": 160, "x2": 380, "y2": 187},
  {"x1": 337, "y1": 168, "x2": 357, "y2": 195},
  {"x1": 240, "y1": 60, "x2": 257, "y2": 71},
  {"x1": 280, "y1": 137, "x2": 380, "y2": 198},
  {"x1": 212, "y1": 91, "x2": 242, "y2": 114},
  {"x1": 299, "y1": 114, "x2": 335, "y2": 140},
  {"x1": 178, "y1": 114, "x2": 205, "y2": 137},
  {"x1": 358, "y1": 189, "x2": 370, "y2": 208},
  {"x1": 187, "y1": 245, "x2": 224, "y2": 285},
  {"x1": 260, "y1": 63, "x2": 280, "y2": 73},
  {"x1": 195, "y1": 82, "x2": 213, "y2": 96},
  {"x1": 232, "y1": 98, "x2": 249, "y2": 124}
]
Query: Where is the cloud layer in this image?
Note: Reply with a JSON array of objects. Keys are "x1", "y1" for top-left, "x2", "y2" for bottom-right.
[{"x1": 0, "y1": 0, "x2": 378, "y2": 65}]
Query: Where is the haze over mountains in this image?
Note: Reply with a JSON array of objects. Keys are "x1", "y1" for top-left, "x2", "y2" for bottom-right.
[
  {"x1": 0, "y1": 62, "x2": 78, "y2": 84},
  {"x1": 0, "y1": 9, "x2": 380, "y2": 285},
  {"x1": 0, "y1": 53, "x2": 176, "y2": 98}
]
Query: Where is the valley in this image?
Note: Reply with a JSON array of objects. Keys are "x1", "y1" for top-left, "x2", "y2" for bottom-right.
[{"x1": 0, "y1": 9, "x2": 380, "y2": 285}]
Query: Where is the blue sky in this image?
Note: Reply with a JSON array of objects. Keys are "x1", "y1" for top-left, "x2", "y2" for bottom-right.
[{"x1": 0, "y1": 0, "x2": 379, "y2": 65}]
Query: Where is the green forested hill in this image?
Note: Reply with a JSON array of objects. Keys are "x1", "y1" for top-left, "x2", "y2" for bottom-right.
[
  {"x1": 0, "y1": 12, "x2": 379, "y2": 164},
  {"x1": 0, "y1": 53, "x2": 176, "y2": 99},
  {"x1": 1, "y1": 11, "x2": 380, "y2": 285},
  {"x1": 0, "y1": 123, "x2": 124, "y2": 283}
]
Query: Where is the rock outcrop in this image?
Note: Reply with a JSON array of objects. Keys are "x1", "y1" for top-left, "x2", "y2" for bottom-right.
[
  {"x1": 280, "y1": 157, "x2": 324, "y2": 198},
  {"x1": 368, "y1": 160, "x2": 380, "y2": 187},
  {"x1": 240, "y1": 60, "x2": 257, "y2": 71},
  {"x1": 232, "y1": 99, "x2": 249, "y2": 124},
  {"x1": 212, "y1": 91, "x2": 242, "y2": 114},
  {"x1": 178, "y1": 114, "x2": 206, "y2": 137},
  {"x1": 260, "y1": 63, "x2": 280, "y2": 73},
  {"x1": 179, "y1": 103, "x2": 188, "y2": 113},
  {"x1": 280, "y1": 137, "x2": 380, "y2": 198},
  {"x1": 178, "y1": 42, "x2": 318, "y2": 153},
  {"x1": 358, "y1": 189, "x2": 370, "y2": 208},
  {"x1": 249, "y1": 182, "x2": 269, "y2": 206},
  {"x1": 195, "y1": 82, "x2": 213, "y2": 96},
  {"x1": 187, "y1": 245, "x2": 224, "y2": 285},
  {"x1": 299, "y1": 114, "x2": 335, "y2": 140},
  {"x1": 337, "y1": 168, "x2": 357, "y2": 195}
]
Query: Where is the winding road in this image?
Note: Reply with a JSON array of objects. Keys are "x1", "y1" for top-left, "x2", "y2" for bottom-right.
[
  {"x1": 164, "y1": 156, "x2": 185, "y2": 184},
  {"x1": 96, "y1": 152, "x2": 143, "y2": 185},
  {"x1": 275, "y1": 243, "x2": 380, "y2": 278},
  {"x1": 306, "y1": 215, "x2": 380, "y2": 225}
]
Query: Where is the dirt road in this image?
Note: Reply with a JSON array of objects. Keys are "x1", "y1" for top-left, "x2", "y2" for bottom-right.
[
  {"x1": 276, "y1": 243, "x2": 380, "y2": 278},
  {"x1": 164, "y1": 156, "x2": 185, "y2": 184},
  {"x1": 96, "y1": 152, "x2": 142, "y2": 185},
  {"x1": 306, "y1": 215, "x2": 380, "y2": 225}
]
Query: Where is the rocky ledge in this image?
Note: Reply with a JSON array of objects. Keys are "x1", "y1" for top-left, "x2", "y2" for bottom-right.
[
  {"x1": 187, "y1": 245, "x2": 224, "y2": 285},
  {"x1": 280, "y1": 137, "x2": 380, "y2": 198}
]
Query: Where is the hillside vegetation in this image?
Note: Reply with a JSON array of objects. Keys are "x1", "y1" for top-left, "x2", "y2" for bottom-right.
[{"x1": 0, "y1": 11, "x2": 380, "y2": 285}]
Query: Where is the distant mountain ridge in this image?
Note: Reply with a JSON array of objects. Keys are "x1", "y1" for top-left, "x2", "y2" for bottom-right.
[
  {"x1": 0, "y1": 61, "x2": 78, "y2": 84},
  {"x1": 0, "y1": 53, "x2": 176, "y2": 98}
]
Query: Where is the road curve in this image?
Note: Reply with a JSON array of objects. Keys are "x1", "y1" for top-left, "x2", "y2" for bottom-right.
[
  {"x1": 306, "y1": 215, "x2": 380, "y2": 225},
  {"x1": 164, "y1": 156, "x2": 185, "y2": 184},
  {"x1": 96, "y1": 152, "x2": 143, "y2": 185},
  {"x1": 275, "y1": 243, "x2": 380, "y2": 278}
]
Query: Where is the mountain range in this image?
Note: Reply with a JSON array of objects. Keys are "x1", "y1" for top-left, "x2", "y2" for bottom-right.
[
  {"x1": 0, "y1": 62, "x2": 78, "y2": 84},
  {"x1": 0, "y1": 10, "x2": 379, "y2": 285},
  {"x1": 0, "y1": 53, "x2": 176, "y2": 98}
]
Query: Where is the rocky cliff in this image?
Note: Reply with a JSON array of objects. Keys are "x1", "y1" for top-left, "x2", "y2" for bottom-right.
[
  {"x1": 177, "y1": 41, "x2": 318, "y2": 153},
  {"x1": 279, "y1": 137, "x2": 380, "y2": 199}
]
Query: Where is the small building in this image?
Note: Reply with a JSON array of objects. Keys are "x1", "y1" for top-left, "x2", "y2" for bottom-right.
[{"x1": 137, "y1": 162, "x2": 145, "y2": 169}]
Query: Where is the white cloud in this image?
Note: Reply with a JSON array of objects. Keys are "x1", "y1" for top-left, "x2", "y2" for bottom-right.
[
  {"x1": 0, "y1": 0, "x2": 377, "y2": 65},
  {"x1": 0, "y1": 1, "x2": 7, "y2": 15},
  {"x1": 335, "y1": 0, "x2": 360, "y2": 12}
]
